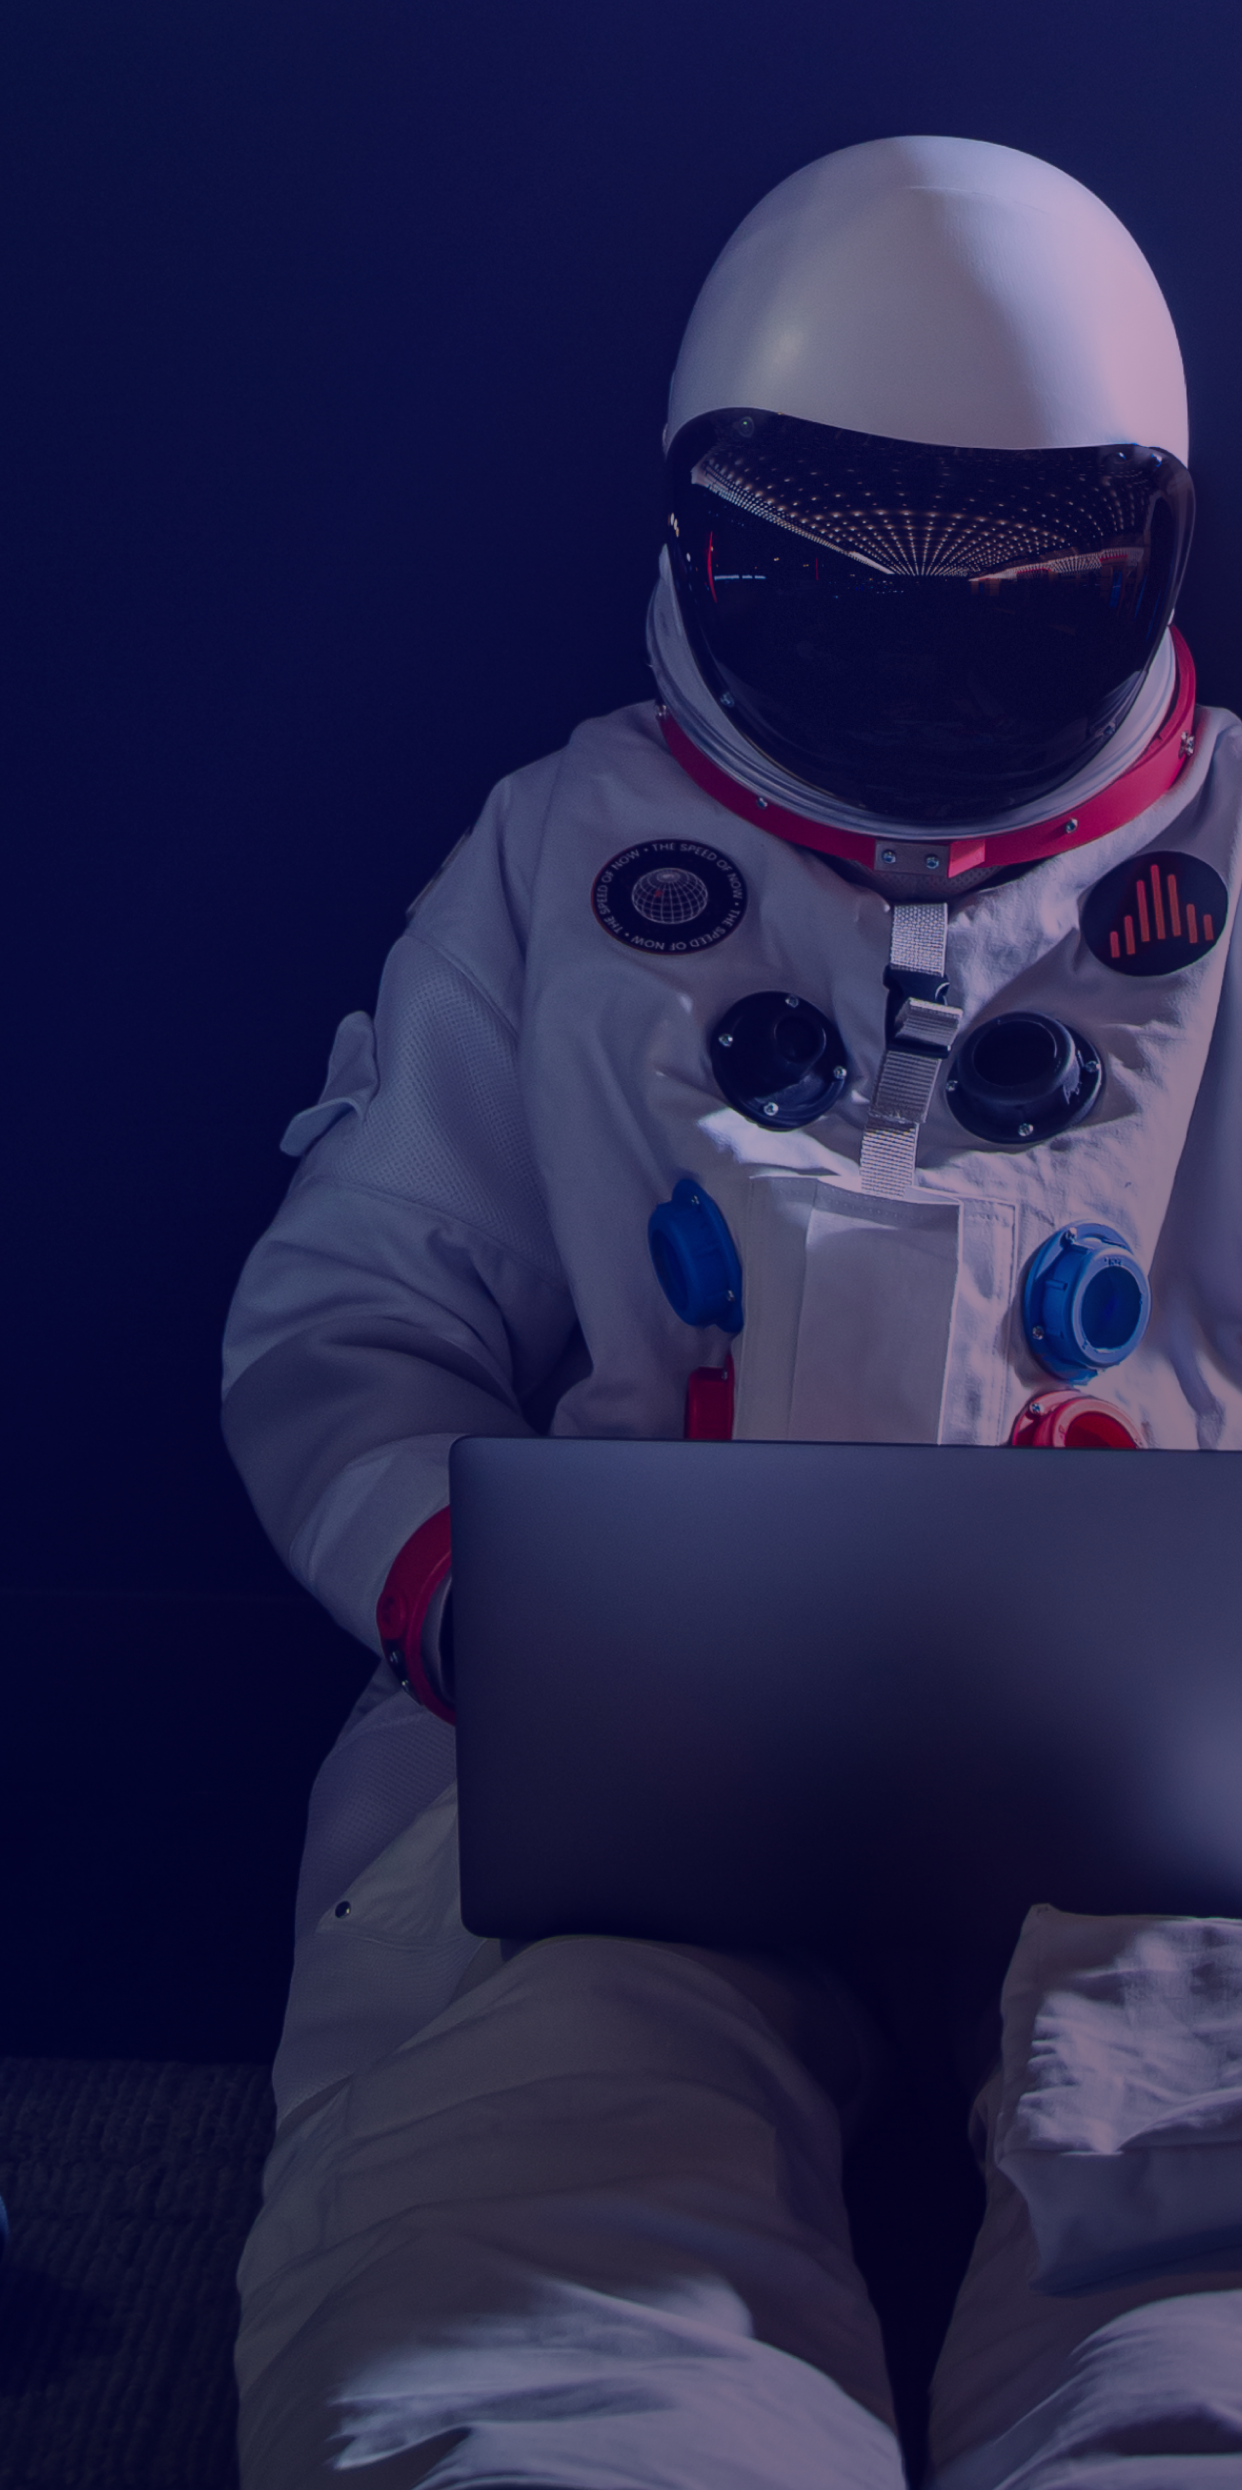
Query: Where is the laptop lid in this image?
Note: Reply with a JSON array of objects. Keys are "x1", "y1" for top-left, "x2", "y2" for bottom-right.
[{"x1": 452, "y1": 1438, "x2": 1242, "y2": 1956}]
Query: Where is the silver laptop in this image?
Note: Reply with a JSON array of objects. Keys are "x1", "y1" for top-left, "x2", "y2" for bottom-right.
[{"x1": 451, "y1": 1437, "x2": 1242, "y2": 1955}]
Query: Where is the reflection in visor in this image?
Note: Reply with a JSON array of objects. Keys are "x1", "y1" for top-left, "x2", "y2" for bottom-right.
[{"x1": 667, "y1": 413, "x2": 1194, "y2": 824}]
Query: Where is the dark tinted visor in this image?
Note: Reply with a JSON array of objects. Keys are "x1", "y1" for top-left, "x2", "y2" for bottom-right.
[{"x1": 667, "y1": 412, "x2": 1194, "y2": 825}]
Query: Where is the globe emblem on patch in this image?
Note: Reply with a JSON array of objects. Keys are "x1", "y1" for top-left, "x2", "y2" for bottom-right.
[
  {"x1": 630, "y1": 866, "x2": 710, "y2": 927},
  {"x1": 592, "y1": 837, "x2": 747, "y2": 955}
]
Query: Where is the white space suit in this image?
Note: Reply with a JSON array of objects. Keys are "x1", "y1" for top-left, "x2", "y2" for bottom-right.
[{"x1": 225, "y1": 139, "x2": 1242, "y2": 2488}]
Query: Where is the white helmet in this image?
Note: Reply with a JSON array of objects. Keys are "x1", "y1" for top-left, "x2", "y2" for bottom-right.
[{"x1": 658, "y1": 137, "x2": 1193, "y2": 829}]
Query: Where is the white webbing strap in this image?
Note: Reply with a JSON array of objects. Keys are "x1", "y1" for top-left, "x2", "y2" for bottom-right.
[
  {"x1": 889, "y1": 902, "x2": 948, "y2": 979},
  {"x1": 860, "y1": 902, "x2": 961, "y2": 1196}
]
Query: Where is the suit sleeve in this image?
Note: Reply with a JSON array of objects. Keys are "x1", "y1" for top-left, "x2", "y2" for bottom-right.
[{"x1": 221, "y1": 786, "x2": 579, "y2": 1651}]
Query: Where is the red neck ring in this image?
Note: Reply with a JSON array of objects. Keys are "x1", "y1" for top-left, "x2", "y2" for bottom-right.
[{"x1": 658, "y1": 628, "x2": 1198, "y2": 882}]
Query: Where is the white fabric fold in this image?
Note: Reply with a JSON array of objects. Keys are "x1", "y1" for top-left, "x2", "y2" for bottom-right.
[
  {"x1": 273, "y1": 1779, "x2": 481, "y2": 2125},
  {"x1": 993, "y1": 1905, "x2": 1242, "y2": 2292},
  {"x1": 279, "y1": 1009, "x2": 379, "y2": 1157},
  {"x1": 239, "y1": 1936, "x2": 902, "y2": 2490}
]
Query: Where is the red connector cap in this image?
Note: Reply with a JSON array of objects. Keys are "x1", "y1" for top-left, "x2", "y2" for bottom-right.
[
  {"x1": 1010, "y1": 1390, "x2": 1143, "y2": 1450},
  {"x1": 375, "y1": 1507, "x2": 455, "y2": 1722},
  {"x1": 685, "y1": 1357, "x2": 735, "y2": 1441}
]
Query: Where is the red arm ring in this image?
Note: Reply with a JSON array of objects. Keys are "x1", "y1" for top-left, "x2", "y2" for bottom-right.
[{"x1": 375, "y1": 1507, "x2": 456, "y2": 1724}]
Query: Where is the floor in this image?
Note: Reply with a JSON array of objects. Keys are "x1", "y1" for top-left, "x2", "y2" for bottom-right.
[{"x1": 0, "y1": 2055, "x2": 273, "y2": 2490}]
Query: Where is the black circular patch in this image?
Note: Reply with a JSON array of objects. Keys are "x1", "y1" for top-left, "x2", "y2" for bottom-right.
[
  {"x1": 592, "y1": 839, "x2": 746, "y2": 954},
  {"x1": 1082, "y1": 851, "x2": 1228, "y2": 976}
]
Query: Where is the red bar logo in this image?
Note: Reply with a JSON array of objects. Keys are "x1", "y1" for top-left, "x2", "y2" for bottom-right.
[{"x1": 1082, "y1": 852, "x2": 1227, "y2": 977}]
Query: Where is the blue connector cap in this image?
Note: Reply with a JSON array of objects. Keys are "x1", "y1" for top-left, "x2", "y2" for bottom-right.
[
  {"x1": 648, "y1": 1179, "x2": 744, "y2": 1333},
  {"x1": 1022, "y1": 1221, "x2": 1151, "y2": 1384}
]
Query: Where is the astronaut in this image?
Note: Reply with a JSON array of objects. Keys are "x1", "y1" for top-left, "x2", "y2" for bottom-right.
[{"x1": 225, "y1": 139, "x2": 1242, "y2": 2490}]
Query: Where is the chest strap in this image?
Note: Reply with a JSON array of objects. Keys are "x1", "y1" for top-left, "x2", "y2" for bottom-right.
[{"x1": 859, "y1": 903, "x2": 962, "y2": 1196}]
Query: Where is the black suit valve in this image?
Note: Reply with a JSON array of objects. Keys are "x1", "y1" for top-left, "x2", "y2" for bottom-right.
[{"x1": 710, "y1": 992, "x2": 849, "y2": 1131}]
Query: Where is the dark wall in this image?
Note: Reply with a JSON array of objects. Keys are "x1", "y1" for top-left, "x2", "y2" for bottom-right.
[
  {"x1": 2, "y1": 0, "x2": 1238, "y2": 2068},
  {"x1": 5, "y1": 0, "x2": 1240, "y2": 1607}
]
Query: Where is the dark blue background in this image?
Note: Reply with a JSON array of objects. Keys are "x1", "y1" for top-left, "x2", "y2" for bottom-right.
[
  {"x1": 4, "y1": 0, "x2": 1239, "y2": 1604},
  {"x1": 1, "y1": 0, "x2": 1237, "y2": 2091}
]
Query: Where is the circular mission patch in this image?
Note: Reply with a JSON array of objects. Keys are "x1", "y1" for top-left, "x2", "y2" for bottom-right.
[
  {"x1": 1081, "y1": 851, "x2": 1228, "y2": 976},
  {"x1": 592, "y1": 840, "x2": 747, "y2": 954}
]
